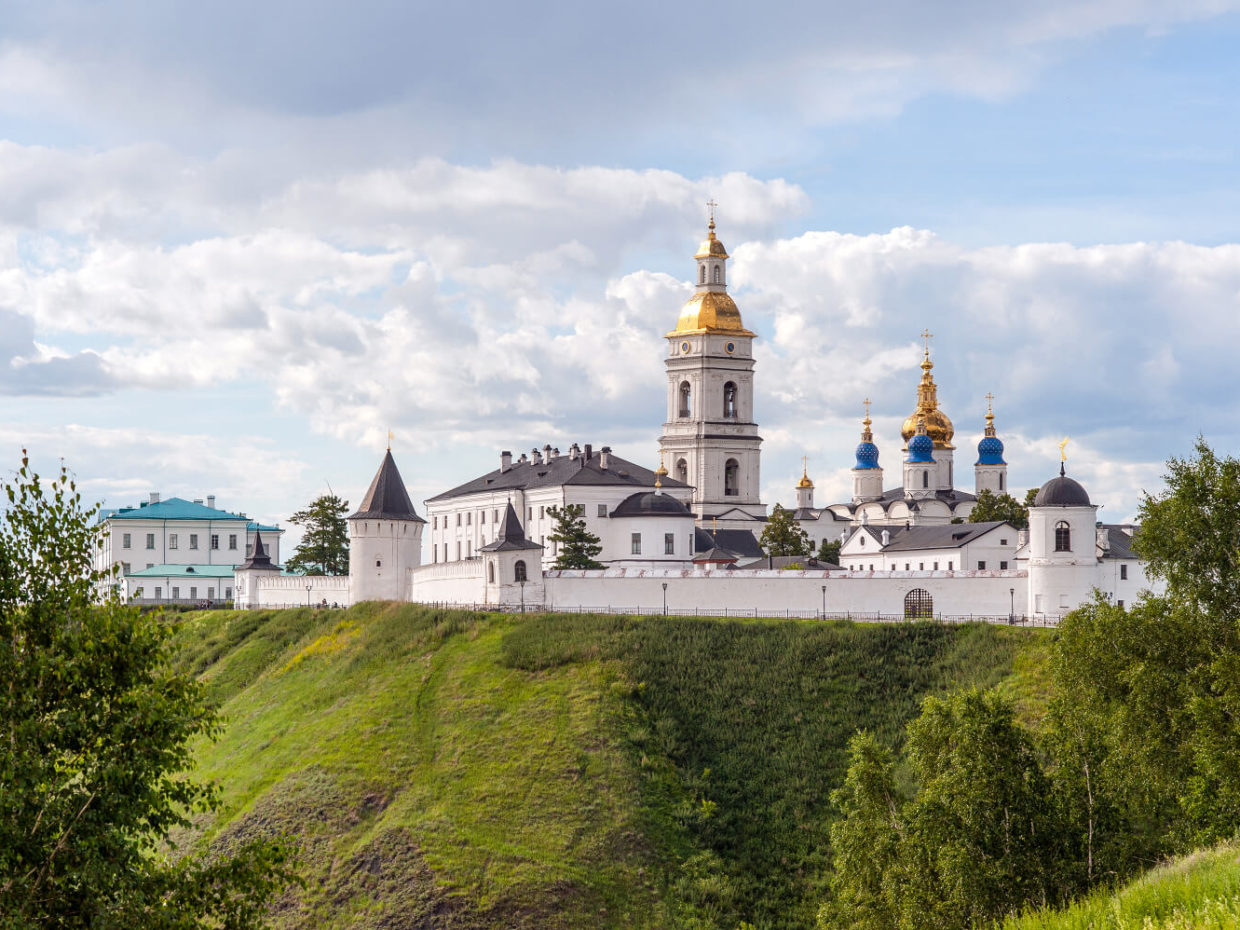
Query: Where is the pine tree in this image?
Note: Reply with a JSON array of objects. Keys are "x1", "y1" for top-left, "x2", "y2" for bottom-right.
[
  {"x1": 760, "y1": 503, "x2": 812, "y2": 556},
  {"x1": 547, "y1": 504, "x2": 604, "y2": 569},
  {"x1": 286, "y1": 493, "x2": 350, "y2": 575}
]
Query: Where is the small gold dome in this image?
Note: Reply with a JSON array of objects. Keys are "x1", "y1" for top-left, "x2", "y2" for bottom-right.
[
  {"x1": 900, "y1": 347, "x2": 955, "y2": 449},
  {"x1": 668, "y1": 291, "x2": 755, "y2": 336},
  {"x1": 695, "y1": 217, "x2": 729, "y2": 259},
  {"x1": 797, "y1": 470, "x2": 814, "y2": 489}
]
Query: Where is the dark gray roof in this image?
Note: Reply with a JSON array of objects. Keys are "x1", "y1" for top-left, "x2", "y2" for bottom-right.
[
  {"x1": 611, "y1": 492, "x2": 694, "y2": 518},
  {"x1": 693, "y1": 527, "x2": 765, "y2": 559},
  {"x1": 349, "y1": 450, "x2": 426, "y2": 522},
  {"x1": 872, "y1": 520, "x2": 1016, "y2": 553},
  {"x1": 478, "y1": 502, "x2": 543, "y2": 552},
  {"x1": 693, "y1": 547, "x2": 739, "y2": 563},
  {"x1": 793, "y1": 507, "x2": 850, "y2": 522},
  {"x1": 237, "y1": 530, "x2": 279, "y2": 571},
  {"x1": 1034, "y1": 465, "x2": 1091, "y2": 507},
  {"x1": 833, "y1": 486, "x2": 978, "y2": 515},
  {"x1": 1098, "y1": 525, "x2": 1138, "y2": 560},
  {"x1": 427, "y1": 449, "x2": 689, "y2": 502}
]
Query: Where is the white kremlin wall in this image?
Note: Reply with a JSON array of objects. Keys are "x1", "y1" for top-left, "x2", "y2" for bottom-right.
[{"x1": 248, "y1": 574, "x2": 351, "y2": 608}]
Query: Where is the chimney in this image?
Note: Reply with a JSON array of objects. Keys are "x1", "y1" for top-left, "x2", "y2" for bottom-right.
[
  {"x1": 543, "y1": 443, "x2": 552, "y2": 463},
  {"x1": 518, "y1": 452, "x2": 528, "y2": 464},
  {"x1": 584, "y1": 443, "x2": 593, "y2": 461},
  {"x1": 149, "y1": 492, "x2": 160, "y2": 505},
  {"x1": 532, "y1": 446, "x2": 542, "y2": 465},
  {"x1": 600, "y1": 446, "x2": 611, "y2": 470},
  {"x1": 193, "y1": 498, "x2": 203, "y2": 505},
  {"x1": 569, "y1": 443, "x2": 580, "y2": 460},
  {"x1": 552, "y1": 447, "x2": 560, "y2": 459},
  {"x1": 1097, "y1": 527, "x2": 1110, "y2": 552},
  {"x1": 207, "y1": 494, "x2": 215, "y2": 509},
  {"x1": 881, "y1": 530, "x2": 890, "y2": 546},
  {"x1": 1017, "y1": 529, "x2": 1029, "y2": 548},
  {"x1": 500, "y1": 450, "x2": 512, "y2": 472}
]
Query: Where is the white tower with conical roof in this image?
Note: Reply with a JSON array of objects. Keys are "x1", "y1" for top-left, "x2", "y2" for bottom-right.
[
  {"x1": 348, "y1": 448, "x2": 426, "y2": 603},
  {"x1": 658, "y1": 210, "x2": 766, "y2": 531}
]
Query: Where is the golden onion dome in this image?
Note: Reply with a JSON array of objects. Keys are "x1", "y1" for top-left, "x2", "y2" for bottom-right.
[
  {"x1": 900, "y1": 348, "x2": 955, "y2": 449},
  {"x1": 695, "y1": 220, "x2": 729, "y2": 259},
  {"x1": 668, "y1": 291, "x2": 755, "y2": 336},
  {"x1": 797, "y1": 468, "x2": 814, "y2": 489}
]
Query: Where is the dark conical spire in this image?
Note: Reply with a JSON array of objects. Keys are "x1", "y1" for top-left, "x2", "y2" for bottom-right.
[
  {"x1": 479, "y1": 502, "x2": 543, "y2": 552},
  {"x1": 348, "y1": 449, "x2": 426, "y2": 522},
  {"x1": 238, "y1": 530, "x2": 278, "y2": 571}
]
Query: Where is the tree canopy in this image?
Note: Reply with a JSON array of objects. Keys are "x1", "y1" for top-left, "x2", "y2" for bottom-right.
[
  {"x1": 760, "y1": 503, "x2": 812, "y2": 556},
  {"x1": 546, "y1": 504, "x2": 604, "y2": 569},
  {"x1": 0, "y1": 452, "x2": 295, "y2": 927},
  {"x1": 286, "y1": 493, "x2": 350, "y2": 576},
  {"x1": 967, "y1": 489, "x2": 1029, "y2": 529}
]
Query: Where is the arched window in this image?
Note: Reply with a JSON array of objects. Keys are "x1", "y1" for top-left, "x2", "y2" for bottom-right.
[
  {"x1": 922, "y1": 470, "x2": 929, "y2": 489},
  {"x1": 723, "y1": 381, "x2": 737, "y2": 418},
  {"x1": 679, "y1": 381, "x2": 692, "y2": 417},
  {"x1": 999, "y1": 473, "x2": 1005, "y2": 491},
  {"x1": 1055, "y1": 521, "x2": 1071, "y2": 552},
  {"x1": 724, "y1": 459, "x2": 739, "y2": 497},
  {"x1": 514, "y1": 560, "x2": 528, "y2": 582},
  {"x1": 904, "y1": 588, "x2": 933, "y2": 621},
  {"x1": 712, "y1": 264, "x2": 721, "y2": 284},
  {"x1": 699, "y1": 265, "x2": 706, "y2": 284},
  {"x1": 488, "y1": 562, "x2": 495, "y2": 583},
  {"x1": 676, "y1": 458, "x2": 688, "y2": 484}
]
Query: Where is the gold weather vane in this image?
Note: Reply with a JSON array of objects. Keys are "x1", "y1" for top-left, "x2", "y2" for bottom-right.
[
  {"x1": 387, "y1": 430, "x2": 393, "y2": 451},
  {"x1": 1058, "y1": 437, "x2": 1070, "y2": 462}
]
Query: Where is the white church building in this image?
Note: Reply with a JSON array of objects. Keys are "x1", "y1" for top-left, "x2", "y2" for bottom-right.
[{"x1": 232, "y1": 218, "x2": 1161, "y2": 623}]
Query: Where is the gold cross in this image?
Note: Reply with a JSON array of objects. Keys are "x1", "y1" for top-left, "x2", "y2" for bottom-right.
[
  {"x1": 984, "y1": 392, "x2": 994, "y2": 415},
  {"x1": 920, "y1": 328, "x2": 933, "y2": 354},
  {"x1": 801, "y1": 454, "x2": 808, "y2": 474},
  {"x1": 863, "y1": 397, "x2": 872, "y2": 419},
  {"x1": 706, "y1": 199, "x2": 717, "y2": 224}
]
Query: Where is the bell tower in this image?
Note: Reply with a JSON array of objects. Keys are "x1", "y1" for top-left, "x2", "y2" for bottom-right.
[{"x1": 658, "y1": 209, "x2": 766, "y2": 529}]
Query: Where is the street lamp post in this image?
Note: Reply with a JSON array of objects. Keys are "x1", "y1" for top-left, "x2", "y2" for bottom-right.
[
  {"x1": 306, "y1": 584, "x2": 312, "y2": 608},
  {"x1": 1009, "y1": 587, "x2": 1015, "y2": 625},
  {"x1": 821, "y1": 585, "x2": 827, "y2": 620},
  {"x1": 520, "y1": 579, "x2": 526, "y2": 614},
  {"x1": 662, "y1": 581, "x2": 668, "y2": 616}
]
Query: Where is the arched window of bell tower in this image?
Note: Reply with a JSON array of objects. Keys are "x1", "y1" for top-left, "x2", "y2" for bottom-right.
[
  {"x1": 712, "y1": 264, "x2": 721, "y2": 284},
  {"x1": 1055, "y1": 521, "x2": 1071, "y2": 552},
  {"x1": 699, "y1": 265, "x2": 706, "y2": 284},
  {"x1": 514, "y1": 560, "x2": 528, "y2": 582},
  {"x1": 679, "y1": 381, "x2": 692, "y2": 418},
  {"x1": 922, "y1": 470, "x2": 929, "y2": 489},
  {"x1": 676, "y1": 458, "x2": 688, "y2": 484},
  {"x1": 725, "y1": 459, "x2": 740, "y2": 497},
  {"x1": 723, "y1": 381, "x2": 737, "y2": 418}
]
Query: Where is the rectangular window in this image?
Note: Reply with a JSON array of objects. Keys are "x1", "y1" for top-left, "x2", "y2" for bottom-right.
[
  {"x1": 597, "y1": 504, "x2": 607, "y2": 517},
  {"x1": 210, "y1": 535, "x2": 219, "y2": 550},
  {"x1": 947, "y1": 561, "x2": 953, "y2": 570},
  {"x1": 1120, "y1": 564, "x2": 1128, "y2": 580},
  {"x1": 493, "y1": 509, "x2": 498, "y2": 522},
  {"x1": 664, "y1": 533, "x2": 675, "y2": 555},
  {"x1": 904, "y1": 563, "x2": 910, "y2": 571},
  {"x1": 977, "y1": 560, "x2": 986, "y2": 570},
  {"x1": 456, "y1": 513, "x2": 461, "y2": 526},
  {"x1": 145, "y1": 533, "x2": 155, "y2": 550},
  {"x1": 1000, "y1": 538, "x2": 1008, "y2": 546},
  {"x1": 122, "y1": 562, "x2": 131, "y2": 574},
  {"x1": 169, "y1": 533, "x2": 179, "y2": 549},
  {"x1": 433, "y1": 515, "x2": 437, "y2": 529},
  {"x1": 918, "y1": 562, "x2": 924, "y2": 570},
  {"x1": 1060, "y1": 594, "x2": 1070, "y2": 609},
  {"x1": 528, "y1": 507, "x2": 532, "y2": 521},
  {"x1": 172, "y1": 586, "x2": 180, "y2": 599},
  {"x1": 433, "y1": 547, "x2": 438, "y2": 563},
  {"x1": 189, "y1": 534, "x2": 198, "y2": 549},
  {"x1": 1035, "y1": 594, "x2": 1045, "y2": 613},
  {"x1": 154, "y1": 586, "x2": 162, "y2": 599},
  {"x1": 933, "y1": 561, "x2": 939, "y2": 570},
  {"x1": 480, "y1": 511, "x2": 486, "y2": 525},
  {"x1": 1117, "y1": 599, "x2": 1124, "y2": 609},
  {"x1": 539, "y1": 506, "x2": 544, "y2": 519},
  {"x1": 229, "y1": 534, "x2": 237, "y2": 550},
  {"x1": 1000, "y1": 560, "x2": 1009, "y2": 570},
  {"x1": 190, "y1": 586, "x2": 197, "y2": 599},
  {"x1": 631, "y1": 533, "x2": 642, "y2": 555},
  {"x1": 466, "y1": 512, "x2": 471, "y2": 525},
  {"x1": 456, "y1": 542, "x2": 461, "y2": 560},
  {"x1": 122, "y1": 533, "x2": 131, "y2": 548},
  {"x1": 146, "y1": 563, "x2": 153, "y2": 569},
  {"x1": 466, "y1": 542, "x2": 471, "y2": 558},
  {"x1": 225, "y1": 587, "x2": 232, "y2": 600}
]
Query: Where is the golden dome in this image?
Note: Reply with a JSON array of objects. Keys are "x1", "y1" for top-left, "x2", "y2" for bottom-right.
[
  {"x1": 695, "y1": 220, "x2": 729, "y2": 259},
  {"x1": 668, "y1": 291, "x2": 755, "y2": 337},
  {"x1": 797, "y1": 468, "x2": 814, "y2": 489},
  {"x1": 900, "y1": 347, "x2": 955, "y2": 449}
]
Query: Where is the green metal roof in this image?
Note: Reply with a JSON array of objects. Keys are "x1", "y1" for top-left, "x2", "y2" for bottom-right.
[
  {"x1": 101, "y1": 497, "x2": 248, "y2": 523},
  {"x1": 127, "y1": 563, "x2": 238, "y2": 578}
]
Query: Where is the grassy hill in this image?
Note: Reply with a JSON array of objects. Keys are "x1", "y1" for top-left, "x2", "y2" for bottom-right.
[
  {"x1": 170, "y1": 604, "x2": 1045, "y2": 929},
  {"x1": 999, "y1": 844, "x2": 1240, "y2": 929}
]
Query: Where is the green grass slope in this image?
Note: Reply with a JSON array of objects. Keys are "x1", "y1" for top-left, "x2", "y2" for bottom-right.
[
  {"x1": 171, "y1": 605, "x2": 1044, "y2": 929},
  {"x1": 1000, "y1": 844, "x2": 1240, "y2": 930}
]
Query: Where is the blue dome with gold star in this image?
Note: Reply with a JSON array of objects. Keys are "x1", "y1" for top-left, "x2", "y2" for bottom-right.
[
  {"x1": 907, "y1": 431, "x2": 934, "y2": 464},
  {"x1": 855, "y1": 440, "x2": 880, "y2": 470},
  {"x1": 977, "y1": 435, "x2": 1005, "y2": 465}
]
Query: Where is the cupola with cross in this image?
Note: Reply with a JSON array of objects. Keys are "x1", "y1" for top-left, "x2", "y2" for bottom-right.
[
  {"x1": 659, "y1": 204, "x2": 765, "y2": 530},
  {"x1": 974, "y1": 392, "x2": 1009, "y2": 496}
]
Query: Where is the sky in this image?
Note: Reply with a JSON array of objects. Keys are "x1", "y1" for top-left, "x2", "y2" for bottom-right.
[{"x1": 2, "y1": 0, "x2": 1239, "y2": 550}]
